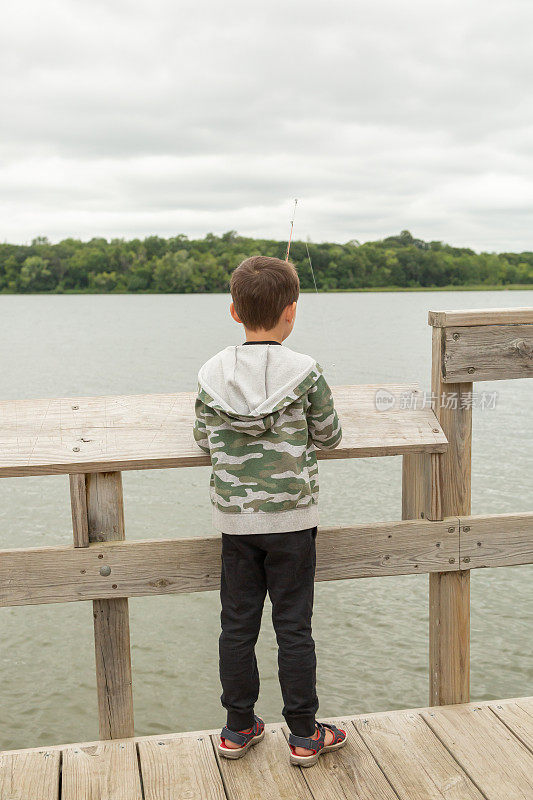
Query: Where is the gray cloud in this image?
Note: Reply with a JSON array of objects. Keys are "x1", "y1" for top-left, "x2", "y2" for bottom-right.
[{"x1": 2, "y1": 0, "x2": 533, "y2": 249}]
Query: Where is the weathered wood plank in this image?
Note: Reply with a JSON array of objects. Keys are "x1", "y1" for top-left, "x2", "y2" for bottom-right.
[
  {"x1": 212, "y1": 726, "x2": 313, "y2": 800},
  {"x1": 315, "y1": 518, "x2": 458, "y2": 580},
  {"x1": 282, "y1": 721, "x2": 399, "y2": 800},
  {"x1": 0, "y1": 384, "x2": 447, "y2": 477},
  {"x1": 427, "y1": 451, "x2": 443, "y2": 521},
  {"x1": 0, "y1": 727, "x2": 222, "y2": 758},
  {"x1": 2, "y1": 508, "x2": 531, "y2": 609},
  {"x1": 402, "y1": 450, "x2": 442, "y2": 523},
  {"x1": 429, "y1": 307, "x2": 533, "y2": 327},
  {"x1": 459, "y1": 513, "x2": 533, "y2": 569},
  {"x1": 429, "y1": 325, "x2": 471, "y2": 706},
  {"x1": 0, "y1": 518, "x2": 461, "y2": 607},
  {"x1": 138, "y1": 735, "x2": 226, "y2": 800},
  {"x1": 86, "y1": 472, "x2": 125, "y2": 544},
  {"x1": 490, "y1": 698, "x2": 533, "y2": 753},
  {"x1": 442, "y1": 323, "x2": 533, "y2": 382},
  {"x1": 86, "y1": 472, "x2": 134, "y2": 740},
  {"x1": 354, "y1": 711, "x2": 483, "y2": 799},
  {"x1": 2, "y1": 696, "x2": 531, "y2": 757},
  {"x1": 423, "y1": 704, "x2": 533, "y2": 799},
  {"x1": 429, "y1": 570, "x2": 470, "y2": 706},
  {"x1": 401, "y1": 453, "x2": 429, "y2": 521},
  {"x1": 93, "y1": 598, "x2": 134, "y2": 740},
  {"x1": 431, "y1": 330, "x2": 472, "y2": 520},
  {"x1": 62, "y1": 741, "x2": 142, "y2": 800},
  {"x1": 70, "y1": 473, "x2": 89, "y2": 547},
  {"x1": 0, "y1": 749, "x2": 60, "y2": 799}
]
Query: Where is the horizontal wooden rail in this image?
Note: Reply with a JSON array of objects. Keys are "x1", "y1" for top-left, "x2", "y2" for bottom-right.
[
  {"x1": 0, "y1": 518, "x2": 460, "y2": 607},
  {"x1": 459, "y1": 513, "x2": 533, "y2": 569},
  {"x1": 440, "y1": 324, "x2": 533, "y2": 382},
  {"x1": 0, "y1": 513, "x2": 531, "y2": 608},
  {"x1": 429, "y1": 308, "x2": 533, "y2": 327},
  {"x1": 428, "y1": 307, "x2": 533, "y2": 383},
  {"x1": 0, "y1": 384, "x2": 447, "y2": 478}
]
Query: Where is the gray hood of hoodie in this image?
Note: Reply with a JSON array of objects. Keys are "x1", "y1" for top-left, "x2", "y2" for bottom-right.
[{"x1": 197, "y1": 344, "x2": 318, "y2": 434}]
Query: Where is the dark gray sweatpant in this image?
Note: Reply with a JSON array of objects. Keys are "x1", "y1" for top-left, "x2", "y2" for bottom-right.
[{"x1": 219, "y1": 526, "x2": 318, "y2": 737}]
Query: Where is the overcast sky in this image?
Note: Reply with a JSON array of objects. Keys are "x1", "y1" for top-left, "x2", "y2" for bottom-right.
[{"x1": 2, "y1": 0, "x2": 533, "y2": 250}]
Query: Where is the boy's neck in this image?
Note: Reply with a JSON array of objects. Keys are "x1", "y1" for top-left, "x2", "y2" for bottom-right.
[{"x1": 244, "y1": 328, "x2": 284, "y2": 344}]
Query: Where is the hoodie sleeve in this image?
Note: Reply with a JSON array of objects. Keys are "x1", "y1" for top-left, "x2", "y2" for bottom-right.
[
  {"x1": 306, "y1": 373, "x2": 342, "y2": 450},
  {"x1": 193, "y1": 396, "x2": 211, "y2": 454}
]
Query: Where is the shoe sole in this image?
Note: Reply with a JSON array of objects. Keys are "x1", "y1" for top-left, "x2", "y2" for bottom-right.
[
  {"x1": 290, "y1": 736, "x2": 347, "y2": 767},
  {"x1": 218, "y1": 730, "x2": 265, "y2": 759}
]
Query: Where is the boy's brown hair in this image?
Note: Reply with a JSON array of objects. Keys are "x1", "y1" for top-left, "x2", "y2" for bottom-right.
[{"x1": 230, "y1": 256, "x2": 300, "y2": 330}]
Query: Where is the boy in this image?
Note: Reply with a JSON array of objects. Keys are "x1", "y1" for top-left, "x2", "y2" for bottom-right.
[{"x1": 193, "y1": 255, "x2": 346, "y2": 767}]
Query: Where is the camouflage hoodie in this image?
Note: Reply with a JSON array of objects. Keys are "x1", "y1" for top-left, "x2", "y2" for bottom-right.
[{"x1": 193, "y1": 342, "x2": 342, "y2": 534}]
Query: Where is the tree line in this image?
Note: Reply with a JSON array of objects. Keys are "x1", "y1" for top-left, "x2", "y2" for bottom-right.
[{"x1": 0, "y1": 230, "x2": 532, "y2": 293}]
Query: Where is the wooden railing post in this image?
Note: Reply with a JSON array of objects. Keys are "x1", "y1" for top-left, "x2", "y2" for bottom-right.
[
  {"x1": 402, "y1": 454, "x2": 428, "y2": 522},
  {"x1": 428, "y1": 323, "x2": 472, "y2": 705},
  {"x1": 69, "y1": 474, "x2": 89, "y2": 548},
  {"x1": 70, "y1": 471, "x2": 134, "y2": 739}
]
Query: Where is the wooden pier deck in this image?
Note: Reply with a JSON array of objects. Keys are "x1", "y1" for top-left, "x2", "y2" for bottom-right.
[{"x1": 1, "y1": 696, "x2": 532, "y2": 799}]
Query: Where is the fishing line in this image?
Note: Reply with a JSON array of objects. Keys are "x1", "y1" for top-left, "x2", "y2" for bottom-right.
[
  {"x1": 284, "y1": 199, "x2": 337, "y2": 383},
  {"x1": 305, "y1": 240, "x2": 319, "y2": 294},
  {"x1": 305, "y1": 240, "x2": 338, "y2": 385}
]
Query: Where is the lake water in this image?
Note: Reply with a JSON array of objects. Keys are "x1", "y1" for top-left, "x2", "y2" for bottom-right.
[{"x1": 0, "y1": 290, "x2": 532, "y2": 751}]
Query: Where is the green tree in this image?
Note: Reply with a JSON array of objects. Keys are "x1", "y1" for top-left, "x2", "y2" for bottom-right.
[
  {"x1": 19, "y1": 256, "x2": 54, "y2": 292},
  {"x1": 153, "y1": 251, "x2": 195, "y2": 292}
]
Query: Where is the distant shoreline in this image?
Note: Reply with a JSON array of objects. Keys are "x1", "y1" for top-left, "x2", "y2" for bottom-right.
[
  {"x1": 1, "y1": 283, "x2": 532, "y2": 296},
  {"x1": 2, "y1": 230, "x2": 532, "y2": 293}
]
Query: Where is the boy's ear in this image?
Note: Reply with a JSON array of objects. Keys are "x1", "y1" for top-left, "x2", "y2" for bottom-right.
[
  {"x1": 230, "y1": 302, "x2": 242, "y2": 324},
  {"x1": 286, "y1": 301, "x2": 297, "y2": 322}
]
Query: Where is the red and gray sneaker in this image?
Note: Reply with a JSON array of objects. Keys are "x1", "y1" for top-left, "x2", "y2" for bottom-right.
[
  {"x1": 288, "y1": 722, "x2": 347, "y2": 766},
  {"x1": 218, "y1": 715, "x2": 265, "y2": 759}
]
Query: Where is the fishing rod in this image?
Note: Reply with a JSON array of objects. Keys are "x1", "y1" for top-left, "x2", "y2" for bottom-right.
[
  {"x1": 284, "y1": 198, "x2": 319, "y2": 294},
  {"x1": 285, "y1": 198, "x2": 298, "y2": 261}
]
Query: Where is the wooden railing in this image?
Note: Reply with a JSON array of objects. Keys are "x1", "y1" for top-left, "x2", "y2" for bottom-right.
[
  {"x1": 0, "y1": 307, "x2": 531, "y2": 742},
  {"x1": 424, "y1": 306, "x2": 533, "y2": 704}
]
